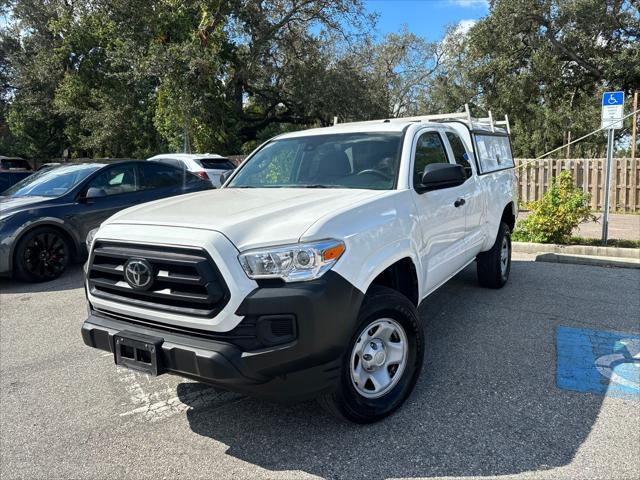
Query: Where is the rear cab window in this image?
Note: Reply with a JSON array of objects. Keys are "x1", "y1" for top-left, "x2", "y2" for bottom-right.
[{"x1": 474, "y1": 134, "x2": 514, "y2": 174}]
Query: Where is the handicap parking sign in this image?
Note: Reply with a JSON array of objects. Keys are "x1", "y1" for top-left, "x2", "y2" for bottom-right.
[
  {"x1": 556, "y1": 326, "x2": 640, "y2": 399},
  {"x1": 601, "y1": 91, "x2": 625, "y2": 129},
  {"x1": 602, "y1": 91, "x2": 624, "y2": 106}
]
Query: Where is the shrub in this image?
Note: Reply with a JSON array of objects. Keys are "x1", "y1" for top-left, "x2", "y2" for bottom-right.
[{"x1": 513, "y1": 171, "x2": 596, "y2": 244}]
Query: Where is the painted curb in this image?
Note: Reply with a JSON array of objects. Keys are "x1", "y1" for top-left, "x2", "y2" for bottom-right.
[
  {"x1": 512, "y1": 242, "x2": 640, "y2": 259},
  {"x1": 534, "y1": 253, "x2": 640, "y2": 269}
]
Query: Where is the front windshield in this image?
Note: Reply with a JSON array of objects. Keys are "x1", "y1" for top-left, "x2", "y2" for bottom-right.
[
  {"x1": 228, "y1": 132, "x2": 403, "y2": 190},
  {"x1": 3, "y1": 164, "x2": 101, "y2": 197}
]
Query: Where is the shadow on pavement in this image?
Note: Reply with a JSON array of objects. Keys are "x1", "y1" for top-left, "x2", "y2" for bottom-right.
[
  {"x1": 0, "y1": 264, "x2": 84, "y2": 294},
  {"x1": 178, "y1": 260, "x2": 640, "y2": 478}
]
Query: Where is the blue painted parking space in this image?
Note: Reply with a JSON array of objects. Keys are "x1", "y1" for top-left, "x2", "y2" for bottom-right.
[{"x1": 556, "y1": 326, "x2": 640, "y2": 399}]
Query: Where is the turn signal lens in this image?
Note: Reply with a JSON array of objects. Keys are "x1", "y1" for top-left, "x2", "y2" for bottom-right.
[
  {"x1": 239, "y1": 239, "x2": 346, "y2": 282},
  {"x1": 322, "y1": 243, "x2": 345, "y2": 262}
]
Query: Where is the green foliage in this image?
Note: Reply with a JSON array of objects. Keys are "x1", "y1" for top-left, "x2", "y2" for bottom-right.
[
  {"x1": 567, "y1": 237, "x2": 640, "y2": 249},
  {"x1": 424, "y1": 0, "x2": 639, "y2": 158},
  {"x1": 0, "y1": 0, "x2": 637, "y2": 160},
  {"x1": 513, "y1": 171, "x2": 596, "y2": 244}
]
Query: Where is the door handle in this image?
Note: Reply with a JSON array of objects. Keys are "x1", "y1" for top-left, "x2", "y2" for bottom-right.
[{"x1": 454, "y1": 198, "x2": 466, "y2": 208}]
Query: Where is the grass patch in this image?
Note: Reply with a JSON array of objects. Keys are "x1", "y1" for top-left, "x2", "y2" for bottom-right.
[
  {"x1": 513, "y1": 231, "x2": 640, "y2": 248},
  {"x1": 566, "y1": 237, "x2": 640, "y2": 249}
]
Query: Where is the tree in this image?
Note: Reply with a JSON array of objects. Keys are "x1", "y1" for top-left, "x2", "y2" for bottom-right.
[
  {"x1": 1, "y1": 0, "x2": 380, "y2": 157},
  {"x1": 1, "y1": 1, "x2": 68, "y2": 158},
  {"x1": 365, "y1": 27, "x2": 441, "y2": 117},
  {"x1": 2, "y1": 0, "x2": 637, "y2": 159},
  {"x1": 424, "y1": 0, "x2": 639, "y2": 158}
]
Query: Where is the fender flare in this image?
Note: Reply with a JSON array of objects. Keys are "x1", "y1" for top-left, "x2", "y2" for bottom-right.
[
  {"x1": 336, "y1": 237, "x2": 423, "y2": 298},
  {"x1": 482, "y1": 200, "x2": 517, "y2": 251}
]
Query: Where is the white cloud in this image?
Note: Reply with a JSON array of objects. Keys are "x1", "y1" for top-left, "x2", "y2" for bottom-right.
[
  {"x1": 449, "y1": 0, "x2": 489, "y2": 7},
  {"x1": 456, "y1": 19, "x2": 477, "y2": 35}
]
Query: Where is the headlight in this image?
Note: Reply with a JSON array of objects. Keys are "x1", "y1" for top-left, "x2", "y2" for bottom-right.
[
  {"x1": 238, "y1": 239, "x2": 346, "y2": 282},
  {"x1": 86, "y1": 227, "x2": 99, "y2": 251}
]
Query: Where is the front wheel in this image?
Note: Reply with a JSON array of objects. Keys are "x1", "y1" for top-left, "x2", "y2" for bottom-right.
[
  {"x1": 476, "y1": 221, "x2": 511, "y2": 289},
  {"x1": 14, "y1": 227, "x2": 71, "y2": 282},
  {"x1": 318, "y1": 286, "x2": 424, "y2": 423}
]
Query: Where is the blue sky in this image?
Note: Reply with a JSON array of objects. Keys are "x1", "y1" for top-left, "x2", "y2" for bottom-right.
[
  {"x1": 0, "y1": 1, "x2": 490, "y2": 41},
  {"x1": 364, "y1": 0, "x2": 489, "y2": 41}
]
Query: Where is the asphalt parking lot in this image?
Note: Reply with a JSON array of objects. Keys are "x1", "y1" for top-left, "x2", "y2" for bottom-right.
[{"x1": 1, "y1": 257, "x2": 639, "y2": 480}]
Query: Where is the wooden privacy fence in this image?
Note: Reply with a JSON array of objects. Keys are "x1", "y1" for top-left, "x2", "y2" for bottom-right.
[{"x1": 515, "y1": 158, "x2": 640, "y2": 212}]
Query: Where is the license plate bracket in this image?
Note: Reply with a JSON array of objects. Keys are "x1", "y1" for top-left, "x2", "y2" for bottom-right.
[{"x1": 114, "y1": 331, "x2": 164, "y2": 376}]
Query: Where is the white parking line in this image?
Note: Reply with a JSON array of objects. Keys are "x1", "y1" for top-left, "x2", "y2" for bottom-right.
[{"x1": 116, "y1": 367, "x2": 242, "y2": 422}]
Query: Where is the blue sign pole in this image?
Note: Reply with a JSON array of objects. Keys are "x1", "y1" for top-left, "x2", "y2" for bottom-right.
[
  {"x1": 602, "y1": 129, "x2": 614, "y2": 244},
  {"x1": 601, "y1": 91, "x2": 625, "y2": 245}
]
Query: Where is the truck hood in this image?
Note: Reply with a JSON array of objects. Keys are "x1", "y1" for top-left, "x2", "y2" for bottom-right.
[{"x1": 104, "y1": 188, "x2": 389, "y2": 250}]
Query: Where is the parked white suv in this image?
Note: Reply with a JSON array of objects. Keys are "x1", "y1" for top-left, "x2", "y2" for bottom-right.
[
  {"x1": 83, "y1": 110, "x2": 517, "y2": 422},
  {"x1": 146, "y1": 153, "x2": 235, "y2": 187}
]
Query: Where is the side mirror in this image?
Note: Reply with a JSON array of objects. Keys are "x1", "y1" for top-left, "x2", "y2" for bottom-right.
[
  {"x1": 420, "y1": 163, "x2": 465, "y2": 192},
  {"x1": 84, "y1": 187, "x2": 107, "y2": 200}
]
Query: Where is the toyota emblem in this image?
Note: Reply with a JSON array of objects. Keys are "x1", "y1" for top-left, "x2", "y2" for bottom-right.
[{"x1": 124, "y1": 258, "x2": 154, "y2": 290}]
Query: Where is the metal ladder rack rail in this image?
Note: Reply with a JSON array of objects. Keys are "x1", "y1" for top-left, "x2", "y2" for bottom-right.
[{"x1": 333, "y1": 103, "x2": 511, "y2": 134}]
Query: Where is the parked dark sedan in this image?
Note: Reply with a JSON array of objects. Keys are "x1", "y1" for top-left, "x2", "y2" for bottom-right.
[{"x1": 0, "y1": 160, "x2": 213, "y2": 282}]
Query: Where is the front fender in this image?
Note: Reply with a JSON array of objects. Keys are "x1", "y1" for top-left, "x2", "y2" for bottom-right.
[
  {"x1": 333, "y1": 237, "x2": 422, "y2": 297},
  {"x1": 300, "y1": 191, "x2": 423, "y2": 297}
]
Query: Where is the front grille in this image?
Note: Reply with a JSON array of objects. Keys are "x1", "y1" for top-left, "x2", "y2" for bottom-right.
[{"x1": 88, "y1": 242, "x2": 230, "y2": 318}]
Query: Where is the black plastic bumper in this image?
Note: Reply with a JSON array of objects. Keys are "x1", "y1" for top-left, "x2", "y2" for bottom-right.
[{"x1": 82, "y1": 271, "x2": 363, "y2": 402}]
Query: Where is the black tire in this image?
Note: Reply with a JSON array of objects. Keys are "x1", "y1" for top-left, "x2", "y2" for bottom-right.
[
  {"x1": 477, "y1": 221, "x2": 511, "y2": 289},
  {"x1": 14, "y1": 227, "x2": 71, "y2": 282},
  {"x1": 318, "y1": 285, "x2": 424, "y2": 423}
]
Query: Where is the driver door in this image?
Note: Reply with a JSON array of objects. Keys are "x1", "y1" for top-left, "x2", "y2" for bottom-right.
[
  {"x1": 410, "y1": 130, "x2": 469, "y2": 295},
  {"x1": 73, "y1": 163, "x2": 145, "y2": 243}
]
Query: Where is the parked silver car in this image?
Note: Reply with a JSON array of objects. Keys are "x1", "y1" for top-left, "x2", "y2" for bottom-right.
[{"x1": 146, "y1": 153, "x2": 236, "y2": 187}]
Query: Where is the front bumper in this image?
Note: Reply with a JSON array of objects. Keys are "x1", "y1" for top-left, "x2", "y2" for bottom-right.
[{"x1": 82, "y1": 271, "x2": 363, "y2": 402}]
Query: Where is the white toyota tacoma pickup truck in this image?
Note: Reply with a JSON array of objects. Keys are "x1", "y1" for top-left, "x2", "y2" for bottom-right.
[{"x1": 82, "y1": 110, "x2": 518, "y2": 423}]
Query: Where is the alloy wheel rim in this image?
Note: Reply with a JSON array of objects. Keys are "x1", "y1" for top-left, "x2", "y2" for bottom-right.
[
  {"x1": 23, "y1": 233, "x2": 68, "y2": 279},
  {"x1": 500, "y1": 236, "x2": 510, "y2": 277},
  {"x1": 349, "y1": 318, "x2": 408, "y2": 399}
]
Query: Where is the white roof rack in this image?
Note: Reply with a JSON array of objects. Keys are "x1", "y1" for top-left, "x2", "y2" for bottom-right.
[{"x1": 333, "y1": 103, "x2": 511, "y2": 134}]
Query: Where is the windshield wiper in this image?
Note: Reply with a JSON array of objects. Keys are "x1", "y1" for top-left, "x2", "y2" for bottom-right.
[{"x1": 298, "y1": 184, "x2": 331, "y2": 188}]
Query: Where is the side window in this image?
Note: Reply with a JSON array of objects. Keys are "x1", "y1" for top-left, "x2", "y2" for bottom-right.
[
  {"x1": 446, "y1": 132, "x2": 473, "y2": 179},
  {"x1": 87, "y1": 164, "x2": 139, "y2": 196},
  {"x1": 413, "y1": 131, "x2": 449, "y2": 189},
  {"x1": 155, "y1": 158, "x2": 185, "y2": 170},
  {"x1": 140, "y1": 163, "x2": 185, "y2": 189}
]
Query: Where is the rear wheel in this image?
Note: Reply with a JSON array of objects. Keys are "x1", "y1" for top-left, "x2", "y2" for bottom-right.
[
  {"x1": 14, "y1": 227, "x2": 70, "y2": 282},
  {"x1": 477, "y1": 221, "x2": 511, "y2": 289},
  {"x1": 318, "y1": 286, "x2": 424, "y2": 423}
]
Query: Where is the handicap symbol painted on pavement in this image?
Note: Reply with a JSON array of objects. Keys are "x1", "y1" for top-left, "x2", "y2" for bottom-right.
[{"x1": 556, "y1": 326, "x2": 640, "y2": 399}]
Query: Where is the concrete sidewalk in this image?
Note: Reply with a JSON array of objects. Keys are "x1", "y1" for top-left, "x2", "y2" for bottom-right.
[{"x1": 518, "y1": 212, "x2": 640, "y2": 241}]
